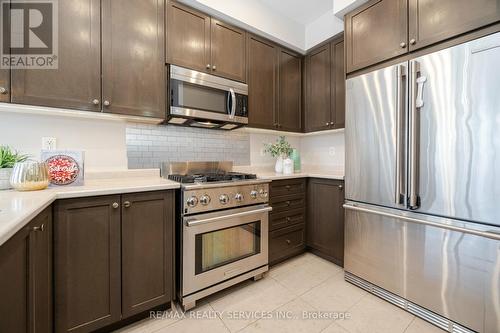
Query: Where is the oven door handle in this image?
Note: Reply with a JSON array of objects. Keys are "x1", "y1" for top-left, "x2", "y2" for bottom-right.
[{"x1": 185, "y1": 206, "x2": 272, "y2": 227}]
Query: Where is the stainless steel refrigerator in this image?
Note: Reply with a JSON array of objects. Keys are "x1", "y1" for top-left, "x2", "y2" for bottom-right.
[{"x1": 344, "y1": 31, "x2": 500, "y2": 333}]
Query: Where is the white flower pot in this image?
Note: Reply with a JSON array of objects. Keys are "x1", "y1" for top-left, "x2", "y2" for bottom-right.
[
  {"x1": 0, "y1": 168, "x2": 13, "y2": 190},
  {"x1": 274, "y1": 156, "x2": 283, "y2": 173}
]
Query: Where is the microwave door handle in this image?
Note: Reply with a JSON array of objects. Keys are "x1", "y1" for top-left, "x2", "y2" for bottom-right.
[{"x1": 229, "y1": 88, "x2": 236, "y2": 119}]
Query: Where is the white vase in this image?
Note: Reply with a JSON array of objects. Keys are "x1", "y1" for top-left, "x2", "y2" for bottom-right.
[
  {"x1": 274, "y1": 156, "x2": 283, "y2": 173},
  {"x1": 283, "y1": 157, "x2": 294, "y2": 175},
  {"x1": 0, "y1": 168, "x2": 13, "y2": 190}
]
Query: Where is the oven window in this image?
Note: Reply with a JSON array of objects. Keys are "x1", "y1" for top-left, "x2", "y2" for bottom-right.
[
  {"x1": 171, "y1": 79, "x2": 228, "y2": 114},
  {"x1": 195, "y1": 221, "x2": 261, "y2": 274}
]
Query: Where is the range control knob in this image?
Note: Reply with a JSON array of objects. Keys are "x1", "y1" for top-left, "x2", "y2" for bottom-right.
[
  {"x1": 200, "y1": 195, "x2": 211, "y2": 205},
  {"x1": 250, "y1": 190, "x2": 258, "y2": 199},
  {"x1": 235, "y1": 193, "x2": 244, "y2": 202},
  {"x1": 186, "y1": 196, "x2": 198, "y2": 208},
  {"x1": 259, "y1": 188, "x2": 268, "y2": 198},
  {"x1": 219, "y1": 194, "x2": 230, "y2": 205}
]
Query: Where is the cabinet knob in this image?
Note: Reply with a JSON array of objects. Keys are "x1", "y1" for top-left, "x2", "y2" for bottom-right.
[
  {"x1": 92, "y1": 99, "x2": 100, "y2": 105},
  {"x1": 212, "y1": 65, "x2": 216, "y2": 71},
  {"x1": 409, "y1": 39, "x2": 416, "y2": 45},
  {"x1": 325, "y1": 122, "x2": 330, "y2": 126},
  {"x1": 0, "y1": 87, "x2": 7, "y2": 94},
  {"x1": 206, "y1": 64, "x2": 211, "y2": 69},
  {"x1": 338, "y1": 184, "x2": 344, "y2": 190},
  {"x1": 400, "y1": 42, "x2": 407, "y2": 48},
  {"x1": 104, "y1": 100, "x2": 111, "y2": 107},
  {"x1": 286, "y1": 217, "x2": 291, "y2": 222},
  {"x1": 123, "y1": 201, "x2": 131, "y2": 208},
  {"x1": 32, "y1": 224, "x2": 45, "y2": 232},
  {"x1": 286, "y1": 185, "x2": 291, "y2": 190},
  {"x1": 286, "y1": 201, "x2": 291, "y2": 206},
  {"x1": 286, "y1": 239, "x2": 291, "y2": 245},
  {"x1": 112, "y1": 202, "x2": 119, "y2": 209}
]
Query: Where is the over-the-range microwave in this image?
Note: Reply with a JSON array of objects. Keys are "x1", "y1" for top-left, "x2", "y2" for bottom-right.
[{"x1": 166, "y1": 65, "x2": 248, "y2": 130}]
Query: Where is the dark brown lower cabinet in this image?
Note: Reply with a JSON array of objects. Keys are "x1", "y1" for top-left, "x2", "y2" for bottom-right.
[
  {"x1": 307, "y1": 178, "x2": 345, "y2": 266},
  {"x1": 269, "y1": 179, "x2": 307, "y2": 264},
  {"x1": 0, "y1": 207, "x2": 52, "y2": 333},
  {"x1": 121, "y1": 191, "x2": 174, "y2": 318},
  {"x1": 55, "y1": 191, "x2": 174, "y2": 333}
]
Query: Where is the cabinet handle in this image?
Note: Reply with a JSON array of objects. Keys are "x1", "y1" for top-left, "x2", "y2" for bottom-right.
[
  {"x1": 285, "y1": 185, "x2": 291, "y2": 190},
  {"x1": 286, "y1": 201, "x2": 291, "y2": 206},
  {"x1": 0, "y1": 87, "x2": 7, "y2": 94},
  {"x1": 338, "y1": 184, "x2": 344, "y2": 190},
  {"x1": 104, "y1": 100, "x2": 111, "y2": 107},
  {"x1": 409, "y1": 39, "x2": 416, "y2": 45},
  {"x1": 123, "y1": 201, "x2": 131, "y2": 208},
  {"x1": 112, "y1": 202, "x2": 119, "y2": 209},
  {"x1": 286, "y1": 217, "x2": 291, "y2": 222},
  {"x1": 212, "y1": 65, "x2": 216, "y2": 71},
  {"x1": 32, "y1": 224, "x2": 45, "y2": 232},
  {"x1": 92, "y1": 99, "x2": 100, "y2": 105},
  {"x1": 286, "y1": 239, "x2": 291, "y2": 245},
  {"x1": 400, "y1": 42, "x2": 407, "y2": 48},
  {"x1": 206, "y1": 64, "x2": 211, "y2": 69}
]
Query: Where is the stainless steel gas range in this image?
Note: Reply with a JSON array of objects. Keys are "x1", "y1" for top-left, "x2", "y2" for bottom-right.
[{"x1": 162, "y1": 162, "x2": 271, "y2": 310}]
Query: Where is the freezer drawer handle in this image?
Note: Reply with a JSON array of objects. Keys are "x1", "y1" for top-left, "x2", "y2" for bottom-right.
[
  {"x1": 185, "y1": 206, "x2": 272, "y2": 227},
  {"x1": 343, "y1": 203, "x2": 500, "y2": 241}
]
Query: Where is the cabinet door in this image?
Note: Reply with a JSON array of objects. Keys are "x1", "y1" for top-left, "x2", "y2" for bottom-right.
[
  {"x1": 0, "y1": 1, "x2": 9, "y2": 104},
  {"x1": 307, "y1": 179, "x2": 345, "y2": 266},
  {"x1": 210, "y1": 19, "x2": 246, "y2": 82},
  {"x1": 247, "y1": 35, "x2": 278, "y2": 130},
  {"x1": 345, "y1": 0, "x2": 408, "y2": 73},
  {"x1": 331, "y1": 38, "x2": 345, "y2": 129},
  {"x1": 305, "y1": 44, "x2": 331, "y2": 132},
  {"x1": 11, "y1": 0, "x2": 101, "y2": 111},
  {"x1": 102, "y1": 0, "x2": 165, "y2": 118},
  {"x1": 122, "y1": 191, "x2": 174, "y2": 318},
  {"x1": 55, "y1": 196, "x2": 121, "y2": 333},
  {"x1": 166, "y1": 1, "x2": 210, "y2": 73},
  {"x1": 0, "y1": 207, "x2": 52, "y2": 333},
  {"x1": 278, "y1": 48, "x2": 302, "y2": 132},
  {"x1": 409, "y1": 0, "x2": 500, "y2": 51}
]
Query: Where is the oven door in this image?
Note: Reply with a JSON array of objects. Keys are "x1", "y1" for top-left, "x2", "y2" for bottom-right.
[
  {"x1": 169, "y1": 65, "x2": 248, "y2": 125},
  {"x1": 182, "y1": 205, "x2": 271, "y2": 296}
]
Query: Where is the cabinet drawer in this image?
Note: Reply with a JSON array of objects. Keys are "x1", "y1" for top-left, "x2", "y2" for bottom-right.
[
  {"x1": 269, "y1": 224, "x2": 305, "y2": 264},
  {"x1": 270, "y1": 208, "x2": 305, "y2": 231},
  {"x1": 271, "y1": 193, "x2": 305, "y2": 213},
  {"x1": 270, "y1": 178, "x2": 306, "y2": 197}
]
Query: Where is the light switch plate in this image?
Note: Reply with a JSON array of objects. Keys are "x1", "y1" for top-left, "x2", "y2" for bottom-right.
[{"x1": 42, "y1": 137, "x2": 57, "y2": 150}]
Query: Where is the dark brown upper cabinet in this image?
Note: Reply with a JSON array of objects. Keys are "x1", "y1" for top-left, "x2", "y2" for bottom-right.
[
  {"x1": 332, "y1": 39, "x2": 345, "y2": 129},
  {"x1": 305, "y1": 43, "x2": 331, "y2": 132},
  {"x1": 278, "y1": 48, "x2": 302, "y2": 132},
  {"x1": 55, "y1": 191, "x2": 174, "y2": 333},
  {"x1": 247, "y1": 35, "x2": 278, "y2": 130},
  {"x1": 0, "y1": 207, "x2": 52, "y2": 333},
  {"x1": 408, "y1": 0, "x2": 500, "y2": 51},
  {"x1": 307, "y1": 178, "x2": 345, "y2": 266},
  {"x1": 121, "y1": 191, "x2": 174, "y2": 318},
  {"x1": 211, "y1": 19, "x2": 247, "y2": 82},
  {"x1": 345, "y1": 0, "x2": 408, "y2": 73},
  {"x1": 54, "y1": 196, "x2": 122, "y2": 333},
  {"x1": 102, "y1": 0, "x2": 165, "y2": 118},
  {"x1": 166, "y1": 1, "x2": 246, "y2": 82},
  {"x1": 166, "y1": 1, "x2": 210, "y2": 73},
  {"x1": 0, "y1": 67, "x2": 9, "y2": 103},
  {"x1": 11, "y1": 0, "x2": 101, "y2": 111}
]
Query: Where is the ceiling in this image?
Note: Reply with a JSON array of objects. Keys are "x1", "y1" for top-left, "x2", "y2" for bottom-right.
[{"x1": 259, "y1": 0, "x2": 334, "y2": 25}]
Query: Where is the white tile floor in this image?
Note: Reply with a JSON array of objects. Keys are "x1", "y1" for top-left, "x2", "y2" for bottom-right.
[{"x1": 115, "y1": 253, "x2": 445, "y2": 333}]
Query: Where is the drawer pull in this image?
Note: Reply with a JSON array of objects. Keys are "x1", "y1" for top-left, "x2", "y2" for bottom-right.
[
  {"x1": 286, "y1": 201, "x2": 291, "y2": 206},
  {"x1": 286, "y1": 185, "x2": 291, "y2": 190},
  {"x1": 286, "y1": 217, "x2": 291, "y2": 222},
  {"x1": 286, "y1": 239, "x2": 291, "y2": 245}
]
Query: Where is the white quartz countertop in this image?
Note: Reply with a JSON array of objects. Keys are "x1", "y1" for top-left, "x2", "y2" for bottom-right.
[
  {"x1": 256, "y1": 171, "x2": 344, "y2": 180},
  {"x1": 0, "y1": 173, "x2": 180, "y2": 247}
]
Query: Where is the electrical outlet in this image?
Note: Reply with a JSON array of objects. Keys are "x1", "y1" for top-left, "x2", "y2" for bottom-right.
[
  {"x1": 329, "y1": 147, "x2": 336, "y2": 156},
  {"x1": 42, "y1": 137, "x2": 57, "y2": 150}
]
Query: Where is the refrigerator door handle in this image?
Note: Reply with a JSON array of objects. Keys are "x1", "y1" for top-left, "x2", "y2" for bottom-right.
[
  {"x1": 343, "y1": 203, "x2": 500, "y2": 241},
  {"x1": 395, "y1": 65, "x2": 407, "y2": 205},
  {"x1": 409, "y1": 61, "x2": 421, "y2": 209}
]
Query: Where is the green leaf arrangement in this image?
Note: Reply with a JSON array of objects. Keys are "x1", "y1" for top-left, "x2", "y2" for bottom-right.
[
  {"x1": 0, "y1": 146, "x2": 30, "y2": 169},
  {"x1": 264, "y1": 136, "x2": 293, "y2": 158}
]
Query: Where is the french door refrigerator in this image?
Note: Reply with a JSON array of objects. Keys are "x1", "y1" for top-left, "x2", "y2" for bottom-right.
[{"x1": 344, "y1": 31, "x2": 500, "y2": 333}]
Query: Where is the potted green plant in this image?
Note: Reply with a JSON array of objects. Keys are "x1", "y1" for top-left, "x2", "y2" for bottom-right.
[
  {"x1": 263, "y1": 136, "x2": 293, "y2": 174},
  {"x1": 0, "y1": 146, "x2": 29, "y2": 190}
]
